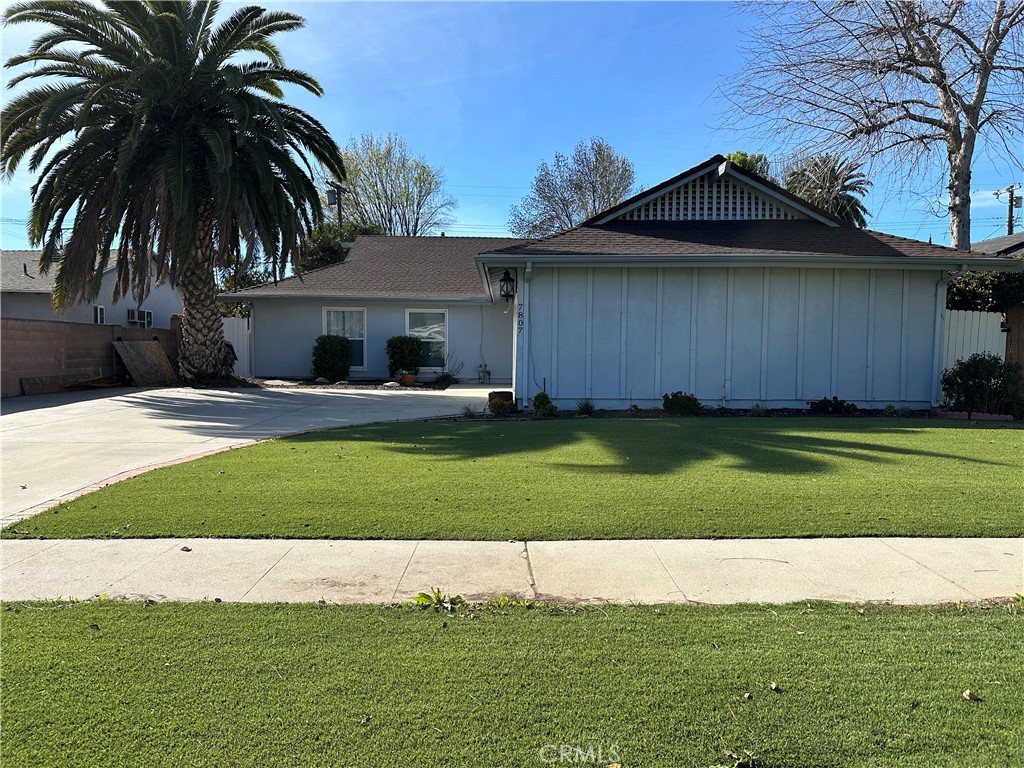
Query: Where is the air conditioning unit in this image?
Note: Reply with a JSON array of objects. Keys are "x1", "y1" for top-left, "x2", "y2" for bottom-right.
[{"x1": 127, "y1": 308, "x2": 153, "y2": 329}]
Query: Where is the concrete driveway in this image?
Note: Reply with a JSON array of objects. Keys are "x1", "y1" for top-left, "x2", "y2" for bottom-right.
[{"x1": 1, "y1": 385, "x2": 490, "y2": 524}]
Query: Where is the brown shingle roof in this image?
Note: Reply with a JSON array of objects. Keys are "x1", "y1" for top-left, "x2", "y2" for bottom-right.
[
  {"x1": 221, "y1": 236, "x2": 526, "y2": 300},
  {"x1": 487, "y1": 220, "x2": 1016, "y2": 262},
  {"x1": 973, "y1": 232, "x2": 1024, "y2": 257}
]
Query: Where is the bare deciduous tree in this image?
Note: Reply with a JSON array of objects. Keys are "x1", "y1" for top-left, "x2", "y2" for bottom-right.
[
  {"x1": 509, "y1": 137, "x2": 636, "y2": 238},
  {"x1": 725, "y1": 0, "x2": 1024, "y2": 250},
  {"x1": 328, "y1": 133, "x2": 456, "y2": 236}
]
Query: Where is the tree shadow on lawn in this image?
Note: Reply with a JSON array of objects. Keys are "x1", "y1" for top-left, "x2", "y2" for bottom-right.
[{"x1": 292, "y1": 418, "x2": 1015, "y2": 477}]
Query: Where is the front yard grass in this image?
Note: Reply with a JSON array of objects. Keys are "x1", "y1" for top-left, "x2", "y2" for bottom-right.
[
  {"x1": 6, "y1": 417, "x2": 1022, "y2": 540},
  {"x1": 2, "y1": 600, "x2": 1020, "y2": 768}
]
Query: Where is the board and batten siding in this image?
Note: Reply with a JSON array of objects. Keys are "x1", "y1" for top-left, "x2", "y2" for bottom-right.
[{"x1": 519, "y1": 266, "x2": 944, "y2": 408}]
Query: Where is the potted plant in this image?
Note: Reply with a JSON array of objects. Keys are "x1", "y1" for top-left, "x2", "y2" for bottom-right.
[{"x1": 397, "y1": 369, "x2": 417, "y2": 386}]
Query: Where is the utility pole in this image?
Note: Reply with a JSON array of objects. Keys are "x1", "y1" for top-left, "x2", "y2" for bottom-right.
[
  {"x1": 994, "y1": 184, "x2": 1021, "y2": 235},
  {"x1": 326, "y1": 182, "x2": 346, "y2": 225}
]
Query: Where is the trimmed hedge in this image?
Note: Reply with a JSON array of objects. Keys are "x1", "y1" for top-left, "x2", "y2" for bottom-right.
[
  {"x1": 312, "y1": 335, "x2": 352, "y2": 381},
  {"x1": 386, "y1": 335, "x2": 423, "y2": 377}
]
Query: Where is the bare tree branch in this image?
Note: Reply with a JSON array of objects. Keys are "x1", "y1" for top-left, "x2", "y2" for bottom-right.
[
  {"x1": 508, "y1": 137, "x2": 636, "y2": 238},
  {"x1": 723, "y1": 0, "x2": 1024, "y2": 249}
]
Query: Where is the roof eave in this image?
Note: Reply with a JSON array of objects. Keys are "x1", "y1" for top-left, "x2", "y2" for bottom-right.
[
  {"x1": 218, "y1": 293, "x2": 492, "y2": 303},
  {"x1": 476, "y1": 252, "x2": 1020, "y2": 270}
]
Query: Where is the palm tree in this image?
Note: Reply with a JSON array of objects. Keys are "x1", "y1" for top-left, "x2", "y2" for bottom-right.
[
  {"x1": 784, "y1": 154, "x2": 872, "y2": 228},
  {"x1": 1, "y1": 0, "x2": 345, "y2": 381}
]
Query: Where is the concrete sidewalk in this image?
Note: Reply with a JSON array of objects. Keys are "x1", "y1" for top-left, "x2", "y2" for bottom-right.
[
  {"x1": 1, "y1": 385, "x2": 490, "y2": 525},
  {"x1": 2, "y1": 537, "x2": 1021, "y2": 605}
]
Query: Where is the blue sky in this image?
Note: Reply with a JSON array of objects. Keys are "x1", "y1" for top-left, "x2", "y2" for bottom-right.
[{"x1": 1, "y1": 1, "x2": 1021, "y2": 249}]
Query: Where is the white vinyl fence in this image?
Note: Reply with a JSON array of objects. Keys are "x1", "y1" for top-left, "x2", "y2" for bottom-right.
[
  {"x1": 943, "y1": 309, "x2": 1004, "y2": 369},
  {"x1": 223, "y1": 316, "x2": 252, "y2": 378}
]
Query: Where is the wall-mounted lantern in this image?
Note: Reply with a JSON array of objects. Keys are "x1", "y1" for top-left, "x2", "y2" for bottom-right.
[{"x1": 499, "y1": 269, "x2": 516, "y2": 303}]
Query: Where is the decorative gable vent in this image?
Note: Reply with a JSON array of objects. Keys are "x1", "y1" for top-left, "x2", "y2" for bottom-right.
[{"x1": 617, "y1": 173, "x2": 809, "y2": 222}]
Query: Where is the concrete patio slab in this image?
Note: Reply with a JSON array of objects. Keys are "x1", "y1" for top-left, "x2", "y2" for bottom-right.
[
  {"x1": 240, "y1": 540, "x2": 417, "y2": 603},
  {"x1": 1, "y1": 385, "x2": 490, "y2": 524},
  {"x1": 527, "y1": 540, "x2": 683, "y2": 603},
  {"x1": 395, "y1": 540, "x2": 533, "y2": 602}
]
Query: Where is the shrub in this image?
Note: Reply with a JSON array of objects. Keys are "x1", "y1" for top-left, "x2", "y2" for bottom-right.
[
  {"x1": 434, "y1": 371, "x2": 459, "y2": 388},
  {"x1": 386, "y1": 335, "x2": 423, "y2": 377},
  {"x1": 941, "y1": 353, "x2": 1022, "y2": 415},
  {"x1": 532, "y1": 391, "x2": 557, "y2": 417},
  {"x1": 575, "y1": 397, "x2": 596, "y2": 416},
  {"x1": 488, "y1": 398, "x2": 516, "y2": 416},
  {"x1": 663, "y1": 391, "x2": 702, "y2": 417},
  {"x1": 807, "y1": 396, "x2": 858, "y2": 414},
  {"x1": 748, "y1": 403, "x2": 766, "y2": 417},
  {"x1": 311, "y1": 335, "x2": 351, "y2": 381}
]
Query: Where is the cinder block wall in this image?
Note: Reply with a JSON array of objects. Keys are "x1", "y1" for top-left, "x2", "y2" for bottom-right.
[{"x1": 1, "y1": 318, "x2": 178, "y2": 398}]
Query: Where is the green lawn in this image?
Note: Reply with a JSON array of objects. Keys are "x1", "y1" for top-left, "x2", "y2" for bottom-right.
[
  {"x1": 6, "y1": 418, "x2": 1022, "y2": 540},
  {"x1": 2, "y1": 601, "x2": 1020, "y2": 767}
]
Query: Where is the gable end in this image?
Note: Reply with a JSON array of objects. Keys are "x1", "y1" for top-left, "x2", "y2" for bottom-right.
[{"x1": 616, "y1": 171, "x2": 810, "y2": 223}]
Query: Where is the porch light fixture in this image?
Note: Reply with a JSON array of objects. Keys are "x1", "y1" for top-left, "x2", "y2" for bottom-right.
[{"x1": 498, "y1": 269, "x2": 516, "y2": 303}]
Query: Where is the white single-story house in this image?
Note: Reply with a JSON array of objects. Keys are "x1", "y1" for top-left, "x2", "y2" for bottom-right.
[
  {"x1": 1, "y1": 249, "x2": 183, "y2": 329},
  {"x1": 223, "y1": 155, "x2": 1020, "y2": 407}
]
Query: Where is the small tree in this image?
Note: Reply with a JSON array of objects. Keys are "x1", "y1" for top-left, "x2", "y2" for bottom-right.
[
  {"x1": 947, "y1": 265, "x2": 1024, "y2": 312},
  {"x1": 725, "y1": 151, "x2": 776, "y2": 182},
  {"x1": 312, "y1": 335, "x2": 352, "y2": 381},
  {"x1": 295, "y1": 221, "x2": 384, "y2": 272},
  {"x1": 508, "y1": 137, "x2": 636, "y2": 238}
]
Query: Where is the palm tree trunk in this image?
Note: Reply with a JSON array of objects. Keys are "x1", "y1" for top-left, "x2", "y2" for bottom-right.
[{"x1": 178, "y1": 206, "x2": 229, "y2": 383}]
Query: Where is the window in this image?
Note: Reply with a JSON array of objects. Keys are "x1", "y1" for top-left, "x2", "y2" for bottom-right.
[
  {"x1": 407, "y1": 309, "x2": 447, "y2": 369},
  {"x1": 92, "y1": 305, "x2": 105, "y2": 324},
  {"x1": 127, "y1": 308, "x2": 153, "y2": 329},
  {"x1": 323, "y1": 308, "x2": 366, "y2": 368}
]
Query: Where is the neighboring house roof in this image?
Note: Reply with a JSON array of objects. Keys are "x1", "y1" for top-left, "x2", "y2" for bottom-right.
[
  {"x1": 973, "y1": 232, "x2": 1024, "y2": 257},
  {"x1": 2, "y1": 250, "x2": 61, "y2": 294},
  {"x1": 220, "y1": 236, "x2": 526, "y2": 301},
  {"x1": 1, "y1": 249, "x2": 117, "y2": 294}
]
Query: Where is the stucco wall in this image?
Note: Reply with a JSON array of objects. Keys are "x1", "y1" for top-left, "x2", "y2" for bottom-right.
[
  {"x1": 249, "y1": 298, "x2": 514, "y2": 382},
  {"x1": 2, "y1": 272, "x2": 182, "y2": 328},
  {"x1": 518, "y1": 265, "x2": 944, "y2": 408}
]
